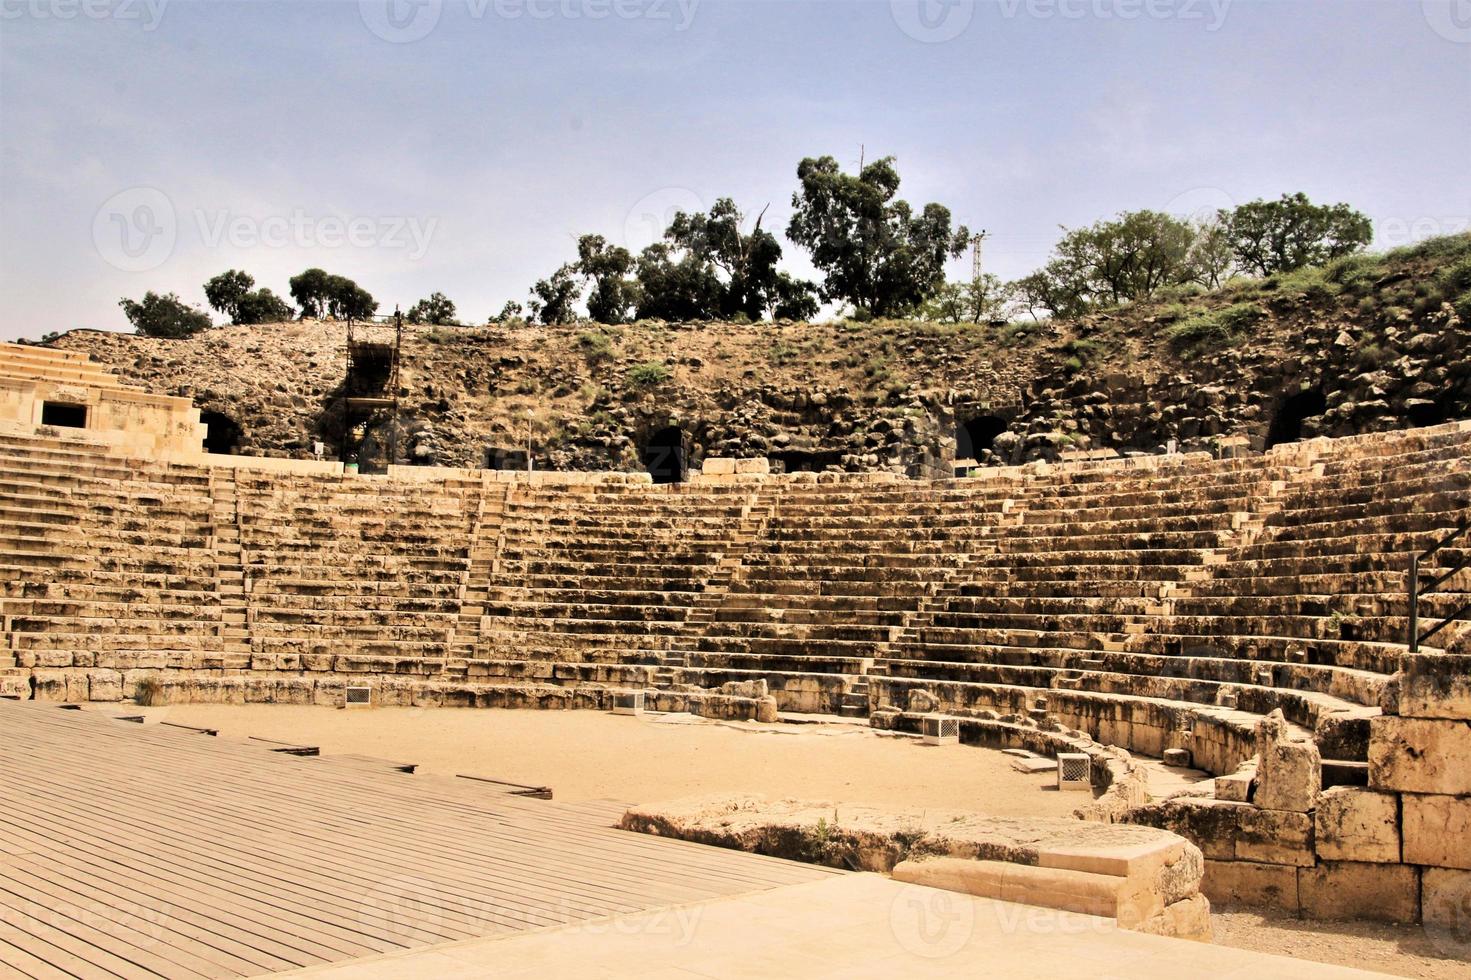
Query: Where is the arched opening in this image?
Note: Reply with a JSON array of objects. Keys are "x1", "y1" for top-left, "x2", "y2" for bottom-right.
[
  {"x1": 1264, "y1": 389, "x2": 1327, "y2": 450},
  {"x1": 770, "y1": 449, "x2": 845, "y2": 474},
  {"x1": 956, "y1": 415, "x2": 1008, "y2": 461},
  {"x1": 1407, "y1": 400, "x2": 1448, "y2": 429},
  {"x1": 200, "y1": 411, "x2": 242, "y2": 455},
  {"x1": 642, "y1": 426, "x2": 685, "y2": 484}
]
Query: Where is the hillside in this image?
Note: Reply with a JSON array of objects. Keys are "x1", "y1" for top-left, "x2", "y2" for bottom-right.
[{"x1": 47, "y1": 234, "x2": 1471, "y2": 477}]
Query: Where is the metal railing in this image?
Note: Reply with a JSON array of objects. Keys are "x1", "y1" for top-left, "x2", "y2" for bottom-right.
[{"x1": 1408, "y1": 519, "x2": 1471, "y2": 652}]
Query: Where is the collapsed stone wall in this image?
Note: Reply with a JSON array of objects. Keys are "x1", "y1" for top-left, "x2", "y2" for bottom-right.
[
  {"x1": 44, "y1": 244, "x2": 1471, "y2": 477},
  {"x1": 1123, "y1": 654, "x2": 1471, "y2": 931}
]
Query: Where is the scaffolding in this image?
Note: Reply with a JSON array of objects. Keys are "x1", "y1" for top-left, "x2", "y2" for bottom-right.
[{"x1": 340, "y1": 311, "x2": 402, "y2": 468}]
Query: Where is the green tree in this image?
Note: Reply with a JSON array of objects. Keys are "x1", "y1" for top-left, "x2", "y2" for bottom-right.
[
  {"x1": 787, "y1": 155, "x2": 969, "y2": 317},
  {"x1": 528, "y1": 264, "x2": 581, "y2": 324},
  {"x1": 323, "y1": 275, "x2": 377, "y2": 319},
  {"x1": 1223, "y1": 193, "x2": 1373, "y2": 276},
  {"x1": 1187, "y1": 216, "x2": 1236, "y2": 289},
  {"x1": 118, "y1": 291, "x2": 212, "y2": 338},
  {"x1": 288, "y1": 268, "x2": 332, "y2": 318},
  {"x1": 575, "y1": 235, "x2": 638, "y2": 324},
  {"x1": 489, "y1": 301, "x2": 524, "y2": 323},
  {"x1": 634, "y1": 243, "x2": 724, "y2": 321},
  {"x1": 203, "y1": 269, "x2": 254, "y2": 321},
  {"x1": 406, "y1": 291, "x2": 457, "y2": 325},
  {"x1": 923, "y1": 273, "x2": 1011, "y2": 323},
  {"x1": 233, "y1": 288, "x2": 295, "y2": 325},
  {"x1": 771, "y1": 272, "x2": 819, "y2": 321}
]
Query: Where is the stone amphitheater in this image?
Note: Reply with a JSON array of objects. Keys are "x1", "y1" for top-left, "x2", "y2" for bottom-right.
[{"x1": 1, "y1": 340, "x2": 1469, "y2": 978}]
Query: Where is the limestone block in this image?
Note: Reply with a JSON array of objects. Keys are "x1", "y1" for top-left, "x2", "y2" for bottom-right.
[
  {"x1": 1132, "y1": 894, "x2": 1213, "y2": 943},
  {"x1": 1398, "y1": 654, "x2": 1471, "y2": 720},
  {"x1": 1202, "y1": 859, "x2": 1299, "y2": 911},
  {"x1": 1402, "y1": 793, "x2": 1471, "y2": 870},
  {"x1": 1314, "y1": 787, "x2": 1401, "y2": 864},
  {"x1": 1298, "y1": 862, "x2": 1420, "y2": 924},
  {"x1": 1255, "y1": 738, "x2": 1321, "y2": 813},
  {"x1": 86, "y1": 669, "x2": 123, "y2": 702},
  {"x1": 1236, "y1": 807, "x2": 1315, "y2": 867},
  {"x1": 1422, "y1": 867, "x2": 1471, "y2": 948},
  {"x1": 700, "y1": 457, "x2": 735, "y2": 475},
  {"x1": 733, "y1": 457, "x2": 770, "y2": 475},
  {"x1": 1369, "y1": 716, "x2": 1471, "y2": 795}
]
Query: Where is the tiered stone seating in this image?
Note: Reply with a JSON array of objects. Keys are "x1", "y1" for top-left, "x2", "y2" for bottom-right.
[
  {"x1": 670, "y1": 481, "x2": 1022, "y2": 714},
  {"x1": 236, "y1": 472, "x2": 482, "y2": 678},
  {"x1": 871, "y1": 427, "x2": 1471, "y2": 773},
  {"x1": 3, "y1": 395, "x2": 1465, "y2": 779},
  {"x1": 0, "y1": 431, "x2": 223, "y2": 696},
  {"x1": 468, "y1": 482, "x2": 777, "y2": 690}
]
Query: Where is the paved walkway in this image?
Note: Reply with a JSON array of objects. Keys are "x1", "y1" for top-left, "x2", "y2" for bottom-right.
[{"x1": 283, "y1": 873, "x2": 1393, "y2": 979}]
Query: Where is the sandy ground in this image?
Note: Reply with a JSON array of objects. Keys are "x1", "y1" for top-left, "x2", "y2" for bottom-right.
[
  {"x1": 129, "y1": 703, "x2": 1471, "y2": 979},
  {"x1": 139, "y1": 703, "x2": 1084, "y2": 817}
]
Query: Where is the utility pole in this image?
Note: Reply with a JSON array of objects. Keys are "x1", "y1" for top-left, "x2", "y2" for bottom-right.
[{"x1": 970, "y1": 230, "x2": 989, "y2": 282}]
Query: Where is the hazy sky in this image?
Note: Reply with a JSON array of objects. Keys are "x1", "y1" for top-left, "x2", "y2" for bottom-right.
[{"x1": 1, "y1": 0, "x2": 1468, "y2": 340}]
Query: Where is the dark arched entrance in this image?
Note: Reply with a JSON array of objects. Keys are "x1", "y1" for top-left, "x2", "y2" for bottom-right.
[
  {"x1": 200, "y1": 411, "x2": 242, "y2": 455},
  {"x1": 1264, "y1": 389, "x2": 1327, "y2": 450},
  {"x1": 643, "y1": 426, "x2": 685, "y2": 484},
  {"x1": 956, "y1": 415, "x2": 1008, "y2": 461},
  {"x1": 1407, "y1": 400, "x2": 1448, "y2": 429}
]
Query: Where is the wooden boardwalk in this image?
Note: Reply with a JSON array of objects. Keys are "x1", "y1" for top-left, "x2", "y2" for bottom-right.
[{"x1": 0, "y1": 701, "x2": 837, "y2": 979}]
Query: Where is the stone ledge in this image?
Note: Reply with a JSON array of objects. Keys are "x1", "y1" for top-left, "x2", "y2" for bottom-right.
[{"x1": 618, "y1": 794, "x2": 1208, "y2": 940}]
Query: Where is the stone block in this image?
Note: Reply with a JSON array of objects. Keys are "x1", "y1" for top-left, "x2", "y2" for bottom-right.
[
  {"x1": 1298, "y1": 861, "x2": 1420, "y2": 924},
  {"x1": 1255, "y1": 738, "x2": 1321, "y2": 812},
  {"x1": 1314, "y1": 787, "x2": 1400, "y2": 864},
  {"x1": 86, "y1": 669, "x2": 123, "y2": 702},
  {"x1": 1398, "y1": 653, "x2": 1471, "y2": 720},
  {"x1": 1202, "y1": 859, "x2": 1299, "y2": 911},
  {"x1": 1369, "y1": 716, "x2": 1471, "y2": 795},
  {"x1": 1402, "y1": 793, "x2": 1471, "y2": 870},
  {"x1": 1236, "y1": 807, "x2": 1314, "y2": 867},
  {"x1": 1422, "y1": 867, "x2": 1471, "y2": 952},
  {"x1": 699, "y1": 457, "x2": 735, "y2": 475}
]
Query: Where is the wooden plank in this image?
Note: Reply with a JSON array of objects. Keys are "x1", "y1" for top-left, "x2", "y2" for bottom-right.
[{"x1": 0, "y1": 700, "x2": 835, "y2": 979}]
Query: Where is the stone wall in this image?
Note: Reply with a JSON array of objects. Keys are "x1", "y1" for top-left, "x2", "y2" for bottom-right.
[{"x1": 1123, "y1": 653, "x2": 1471, "y2": 929}]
